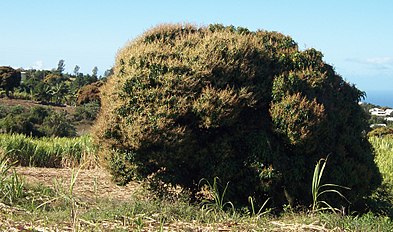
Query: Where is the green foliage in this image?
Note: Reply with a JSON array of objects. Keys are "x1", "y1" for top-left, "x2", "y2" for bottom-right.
[
  {"x1": 0, "y1": 133, "x2": 97, "y2": 168},
  {"x1": 73, "y1": 101, "x2": 100, "y2": 121},
  {"x1": 199, "y1": 177, "x2": 235, "y2": 216},
  {"x1": 33, "y1": 82, "x2": 53, "y2": 102},
  {"x1": 247, "y1": 196, "x2": 271, "y2": 218},
  {"x1": 39, "y1": 111, "x2": 77, "y2": 137},
  {"x1": 107, "y1": 150, "x2": 138, "y2": 186},
  {"x1": 12, "y1": 60, "x2": 101, "y2": 105},
  {"x1": 365, "y1": 136, "x2": 393, "y2": 216},
  {"x1": 94, "y1": 24, "x2": 380, "y2": 210},
  {"x1": 56, "y1": 59, "x2": 66, "y2": 74},
  {"x1": 371, "y1": 136, "x2": 393, "y2": 191},
  {"x1": 0, "y1": 66, "x2": 21, "y2": 97},
  {"x1": 29, "y1": 106, "x2": 51, "y2": 124},
  {"x1": 2, "y1": 167, "x2": 393, "y2": 231},
  {"x1": 0, "y1": 105, "x2": 76, "y2": 137},
  {"x1": 369, "y1": 115, "x2": 387, "y2": 125},
  {"x1": 0, "y1": 113, "x2": 36, "y2": 135},
  {"x1": 0, "y1": 156, "x2": 25, "y2": 204},
  {"x1": 311, "y1": 156, "x2": 350, "y2": 213},
  {"x1": 270, "y1": 92, "x2": 326, "y2": 149},
  {"x1": 51, "y1": 166, "x2": 84, "y2": 229}
]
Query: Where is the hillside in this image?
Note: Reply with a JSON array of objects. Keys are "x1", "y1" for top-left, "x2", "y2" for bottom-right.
[
  {"x1": 0, "y1": 98, "x2": 96, "y2": 136},
  {"x1": 0, "y1": 98, "x2": 75, "y2": 114}
]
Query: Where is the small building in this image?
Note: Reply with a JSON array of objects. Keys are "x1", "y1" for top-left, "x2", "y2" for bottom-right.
[
  {"x1": 385, "y1": 117, "x2": 393, "y2": 122},
  {"x1": 370, "y1": 108, "x2": 388, "y2": 116},
  {"x1": 20, "y1": 71, "x2": 27, "y2": 83},
  {"x1": 386, "y1": 109, "x2": 393, "y2": 115},
  {"x1": 370, "y1": 123, "x2": 387, "y2": 128},
  {"x1": 369, "y1": 108, "x2": 393, "y2": 117}
]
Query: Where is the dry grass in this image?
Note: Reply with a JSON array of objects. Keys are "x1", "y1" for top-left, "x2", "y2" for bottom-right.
[
  {"x1": 0, "y1": 166, "x2": 391, "y2": 231},
  {"x1": 15, "y1": 167, "x2": 140, "y2": 203}
]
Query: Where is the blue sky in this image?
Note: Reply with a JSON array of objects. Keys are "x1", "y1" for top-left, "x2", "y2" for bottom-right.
[{"x1": 1, "y1": 0, "x2": 392, "y2": 98}]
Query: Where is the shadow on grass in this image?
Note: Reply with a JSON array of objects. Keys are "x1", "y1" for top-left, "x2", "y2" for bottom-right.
[{"x1": 365, "y1": 184, "x2": 393, "y2": 218}]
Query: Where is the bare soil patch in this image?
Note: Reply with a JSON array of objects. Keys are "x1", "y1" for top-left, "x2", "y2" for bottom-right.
[
  {"x1": 0, "y1": 98, "x2": 75, "y2": 114},
  {"x1": 15, "y1": 166, "x2": 140, "y2": 202}
]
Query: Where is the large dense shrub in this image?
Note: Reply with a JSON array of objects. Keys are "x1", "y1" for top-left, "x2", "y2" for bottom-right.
[{"x1": 93, "y1": 24, "x2": 381, "y2": 209}]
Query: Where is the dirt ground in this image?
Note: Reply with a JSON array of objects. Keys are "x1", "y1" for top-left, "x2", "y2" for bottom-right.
[
  {"x1": 15, "y1": 166, "x2": 140, "y2": 202},
  {"x1": 0, "y1": 98, "x2": 75, "y2": 114},
  {"x1": 4, "y1": 167, "x2": 331, "y2": 231}
]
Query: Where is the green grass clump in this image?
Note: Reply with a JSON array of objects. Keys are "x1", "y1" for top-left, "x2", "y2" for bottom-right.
[
  {"x1": 368, "y1": 136, "x2": 393, "y2": 216},
  {"x1": 311, "y1": 156, "x2": 350, "y2": 213},
  {"x1": 0, "y1": 133, "x2": 97, "y2": 168},
  {"x1": 370, "y1": 136, "x2": 393, "y2": 188},
  {"x1": 0, "y1": 156, "x2": 24, "y2": 204}
]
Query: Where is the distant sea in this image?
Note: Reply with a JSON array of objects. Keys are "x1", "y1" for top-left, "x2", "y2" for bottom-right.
[{"x1": 364, "y1": 90, "x2": 393, "y2": 108}]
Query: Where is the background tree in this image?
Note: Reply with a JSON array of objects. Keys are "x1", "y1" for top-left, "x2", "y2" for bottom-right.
[
  {"x1": 33, "y1": 82, "x2": 52, "y2": 102},
  {"x1": 76, "y1": 81, "x2": 102, "y2": 105},
  {"x1": 92, "y1": 66, "x2": 98, "y2": 78},
  {"x1": 39, "y1": 111, "x2": 76, "y2": 137},
  {"x1": 0, "y1": 66, "x2": 21, "y2": 97},
  {"x1": 103, "y1": 68, "x2": 113, "y2": 78},
  {"x1": 50, "y1": 83, "x2": 69, "y2": 105},
  {"x1": 56, "y1": 59, "x2": 65, "y2": 75},
  {"x1": 73, "y1": 65, "x2": 80, "y2": 76}
]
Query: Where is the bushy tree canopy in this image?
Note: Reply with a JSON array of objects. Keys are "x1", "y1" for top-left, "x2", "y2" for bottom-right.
[
  {"x1": 76, "y1": 81, "x2": 103, "y2": 105},
  {"x1": 93, "y1": 24, "x2": 381, "y2": 209},
  {"x1": 0, "y1": 66, "x2": 21, "y2": 96}
]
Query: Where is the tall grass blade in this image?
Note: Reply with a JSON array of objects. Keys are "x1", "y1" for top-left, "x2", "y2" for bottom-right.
[{"x1": 311, "y1": 156, "x2": 350, "y2": 213}]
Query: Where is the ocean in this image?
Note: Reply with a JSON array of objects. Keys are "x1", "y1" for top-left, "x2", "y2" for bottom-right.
[{"x1": 364, "y1": 90, "x2": 393, "y2": 108}]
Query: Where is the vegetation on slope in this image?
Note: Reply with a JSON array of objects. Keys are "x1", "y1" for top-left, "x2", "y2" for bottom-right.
[
  {"x1": 2, "y1": 23, "x2": 393, "y2": 231},
  {"x1": 0, "y1": 101, "x2": 100, "y2": 137}
]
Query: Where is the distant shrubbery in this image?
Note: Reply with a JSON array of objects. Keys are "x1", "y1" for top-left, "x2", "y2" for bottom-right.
[
  {"x1": 0, "y1": 105, "x2": 76, "y2": 137},
  {"x1": 73, "y1": 101, "x2": 100, "y2": 121},
  {"x1": 16, "y1": 64, "x2": 100, "y2": 105},
  {"x1": 0, "y1": 102, "x2": 101, "y2": 138},
  {"x1": 76, "y1": 82, "x2": 103, "y2": 105},
  {"x1": 94, "y1": 24, "x2": 381, "y2": 210},
  {"x1": 0, "y1": 66, "x2": 21, "y2": 97},
  {"x1": 0, "y1": 60, "x2": 111, "y2": 107}
]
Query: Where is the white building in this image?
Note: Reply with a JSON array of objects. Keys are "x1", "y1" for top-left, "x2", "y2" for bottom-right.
[
  {"x1": 385, "y1": 117, "x2": 393, "y2": 122},
  {"x1": 369, "y1": 108, "x2": 393, "y2": 117},
  {"x1": 386, "y1": 109, "x2": 393, "y2": 115},
  {"x1": 370, "y1": 123, "x2": 387, "y2": 128}
]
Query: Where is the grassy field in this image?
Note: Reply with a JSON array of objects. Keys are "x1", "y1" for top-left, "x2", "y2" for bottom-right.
[
  {"x1": 371, "y1": 136, "x2": 393, "y2": 190},
  {"x1": 1, "y1": 167, "x2": 392, "y2": 231},
  {"x1": 0, "y1": 134, "x2": 392, "y2": 231},
  {"x1": 0, "y1": 133, "x2": 97, "y2": 168}
]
